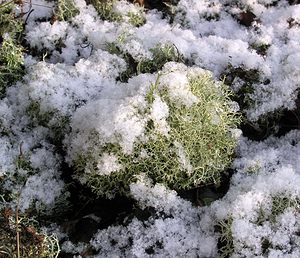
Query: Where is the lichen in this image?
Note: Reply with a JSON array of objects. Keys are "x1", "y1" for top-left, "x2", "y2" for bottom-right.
[{"x1": 72, "y1": 68, "x2": 240, "y2": 198}]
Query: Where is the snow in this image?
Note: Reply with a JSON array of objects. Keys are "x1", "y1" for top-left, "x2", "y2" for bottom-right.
[
  {"x1": 23, "y1": 0, "x2": 300, "y2": 121},
  {"x1": 96, "y1": 153, "x2": 122, "y2": 176},
  {"x1": 150, "y1": 95, "x2": 170, "y2": 135},
  {"x1": 1, "y1": 0, "x2": 300, "y2": 256},
  {"x1": 91, "y1": 179, "x2": 218, "y2": 257},
  {"x1": 208, "y1": 131, "x2": 300, "y2": 256}
]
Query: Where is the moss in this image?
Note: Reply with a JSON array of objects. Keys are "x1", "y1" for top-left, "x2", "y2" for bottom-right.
[
  {"x1": 137, "y1": 43, "x2": 183, "y2": 74},
  {"x1": 49, "y1": 115, "x2": 71, "y2": 146},
  {"x1": 14, "y1": 155, "x2": 33, "y2": 172},
  {"x1": 0, "y1": 207, "x2": 60, "y2": 257},
  {"x1": 90, "y1": 0, "x2": 123, "y2": 22},
  {"x1": 26, "y1": 101, "x2": 55, "y2": 128},
  {"x1": 250, "y1": 43, "x2": 270, "y2": 56},
  {"x1": 127, "y1": 11, "x2": 145, "y2": 27},
  {"x1": 220, "y1": 65, "x2": 260, "y2": 111},
  {"x1": 90, "y1": 0, "x2": 146, "y2": 26},
  {"x1": 55, "y1": 0, "x2": 79, "y2": 21},
  {"x1": 135, "y1": 74, "x2": 239, "y2": 190},
  {"x1": 220, "y1": 65, "x2": 284, "y2": 140},
  {"x1": 0, "y1": 2, "x2": 23, "y2": 38},
  {"x1": 74, "y1": 71, "x2": 240, "y2": 198},
  {"x1": 216, "y1": 194, "x2": 300, "y2": 258},
  {"x1": 0, "y1": 36, "x2": 24, "y2": 93},
  {"x1": 0, "y1": 1, "x2": 24, "y2": 96},
  {"x1": 106, "y1": 42, "x2": 184, "y2": 82},
  {"x1": 105, "y1": 41, "x2": 137, "y2": 82},
  {"x1": 8, "y1": 149, "x2": 35, "y2": 187}
]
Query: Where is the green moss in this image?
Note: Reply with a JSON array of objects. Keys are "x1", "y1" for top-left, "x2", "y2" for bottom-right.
[
  {"x1": 49, "y1": 115, "x2": 71, "y2": 146},
  {"x1": 25, "y1": 101, "x2": 71, "y2": 146},
  {"x1": 90, "y1": 0, "x2": 122, "y2": 22},
  {"x1": 14, "y1": 155, "x2": 33, "y2": 172},
  {"x1": 74, "y1": 71, "x2": 240, "y2": 198},
  {"x1": 127, "y1": 11, "x2": 145, "y2": 27},
  {"x1": 0, "y1": 36, "x2": 24, "y2": 85},
  {"x1": 0, "y1": 2, "x2": 23, "y2": 38},
  {"x1": 137, "y1": 43, "x2": 183, "y2": 74},
  {"x1": 216, "y1": 194, "x2": 300, "y2": 258},
  {"x1": 73, "y1": 142, "x2": 132, "y2": 197},
  {"x1": 0, "y1": 1, "x2": 24, "y2": 96},
  {"x1": 250, "y1": 43, "x2": 270, "y2": 56},
  {"x1": 9, "y1": 151, "x2": 35, "y2": 187},
  {"x1": 105, "y1": 41, "x2": 137, "y2": 82},
  {"x1": 55, "y1": 0, "x2": 79, "y2": 21},
  {"x1": 106, "y1": 42, "x2": 184, "y2": 82},
  {"x1": 156, "y1": 75, "x2": 239, "y2": 188},
  {"x1": 26, "y1": 101, "x2": 55, "y2": 128},
  {"x1": 90, "y1": 0, "x2": 146, "y2": 26},
  {"x1": 220, "y1": 65, "x2": 260, "y2": 110}
]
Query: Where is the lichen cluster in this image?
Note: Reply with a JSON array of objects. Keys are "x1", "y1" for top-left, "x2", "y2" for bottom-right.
[{"x1": 73, "y1": 68, "x2": 240, "y2": 198}]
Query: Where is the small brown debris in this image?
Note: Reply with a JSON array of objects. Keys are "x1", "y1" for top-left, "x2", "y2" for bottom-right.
[
  {"x1": 133, "y1": 0, "x2": 144, "y2": 6},
  {"x1": 26, "y1": 225, "x2": 37, "y2": 235},
  {"x1": 50, "y1": 14, "x2": 59, "y2": 25},
  {"x1": 1, "y1": 207, "x2": 13, "y2": 220},
  {"x1": 33, "y1": 233, "x2": 45, "y2": 244},
  {"x1": 238, "y1": 11, "x2": 256, "y2": 27}
]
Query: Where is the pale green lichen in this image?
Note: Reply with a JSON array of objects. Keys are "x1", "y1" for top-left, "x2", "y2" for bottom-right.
[
  {"x1": 216, "y1": 217, "x2": 234, "y2": 258},
  {"x1": 269, "y1": 194, "x2": 300, "y2": 223}
]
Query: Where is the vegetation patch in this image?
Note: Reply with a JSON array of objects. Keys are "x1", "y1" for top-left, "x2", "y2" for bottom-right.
[
  {"x1": 137, "y1": 43, "x2": 184, "y2": 74},
  {"x1": 89, "y1": 0, "x2": 145, "y2": 26},
  {"x1": 0, "y1": 1, "x2": 24, "y2": 96},
  {"x1": 107, "y1": 41, "x2": 184, "y2": 82},
  {"x1": 0, "y1": 206, "x2": 60, "y2": 257},
  {"x1": 216, "y1": 193, "x2": 300, "y2": 258},
  {"x1": 216, "y1": 217, "x2": 234, "y2": 258},
  {"x1": 72, "y1": 70, "x2": 240, "y2": 198},
  {"x1": 54, "y1": 0, "x2": 79, "y2": 21}
]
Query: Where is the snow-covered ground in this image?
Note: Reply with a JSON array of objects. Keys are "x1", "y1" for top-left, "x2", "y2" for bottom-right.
[{"x1": 1, "y1": 0, "x2": 300, "y2": 257}]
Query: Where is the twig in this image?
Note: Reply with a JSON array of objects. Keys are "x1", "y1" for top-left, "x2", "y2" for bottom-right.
[
  {"x1": 24, "y1": 8, "x2": 34, "y2": 24},
  {"x1": 15, "y1": 141, "x2": 25, "y2": 258},
  {"x1": 16, "y1": 194, "x2": 20, "y2": 258}
]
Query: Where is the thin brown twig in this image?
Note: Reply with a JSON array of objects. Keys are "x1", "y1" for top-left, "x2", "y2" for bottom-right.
[
  {"x1": 15, "y1": 142, "x2": 25, "y2": 258},
  {"x1": 16, "y1": 194, "x2": 20, "y2": 258}
]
